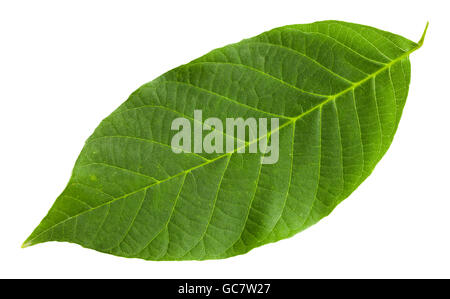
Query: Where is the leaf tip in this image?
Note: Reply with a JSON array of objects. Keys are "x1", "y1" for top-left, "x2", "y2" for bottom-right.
[
  {"x1": 418, "y1": 21, "x2": 429, "y2": 46},
  {"x1": 21, "y1": 239, "x2": 33, "y2": 248}
]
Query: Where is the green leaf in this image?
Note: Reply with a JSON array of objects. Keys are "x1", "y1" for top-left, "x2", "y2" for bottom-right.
[{"x1": 23, "y1": 21, "x2": 427, "y2": 260}]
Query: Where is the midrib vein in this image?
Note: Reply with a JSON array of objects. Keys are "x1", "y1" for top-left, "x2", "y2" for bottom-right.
[{"x1": 24, "y1": 42, "x2": 421, "y2": 247}]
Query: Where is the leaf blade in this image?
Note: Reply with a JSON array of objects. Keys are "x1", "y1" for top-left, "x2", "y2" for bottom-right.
[{"x1": 24, "y1": 21, "x2": 426, "y2": 260}]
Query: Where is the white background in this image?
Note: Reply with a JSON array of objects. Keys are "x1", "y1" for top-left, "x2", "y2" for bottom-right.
[{"x1": 1, "y1": 0, "x2": 448, "y2": 278}]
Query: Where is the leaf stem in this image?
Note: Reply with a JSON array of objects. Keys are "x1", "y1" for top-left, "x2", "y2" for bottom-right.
[{"x1": 418, "y1": 21, "x2": 429, "y2": 47}]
